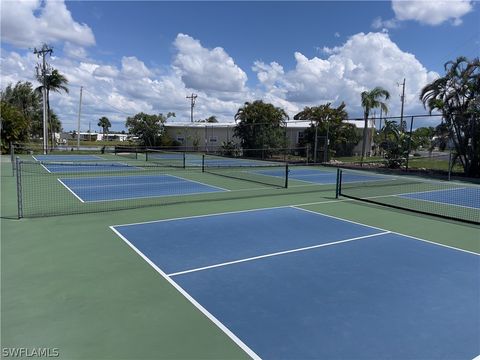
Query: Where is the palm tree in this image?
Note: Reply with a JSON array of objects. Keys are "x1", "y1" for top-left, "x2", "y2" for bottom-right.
[
  {"x1": 420, "y1": 56, "x2": 479, "y2": 176},
  {"x1": 97, "y1": 116, "x2": 111, "y2": 140},
  {"x1": 36, "y1": 69, "x2": 69, "y2": 149},
  {"x1": 360, "y1": 87, "x2": 390, "y2": 162}
]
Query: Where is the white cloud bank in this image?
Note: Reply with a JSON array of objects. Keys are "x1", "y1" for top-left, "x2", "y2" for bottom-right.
[
  {"x1": 373, "y1": 0, "x2": 474, "y2": 29},
  {"x1": 0, "y1": 0, "x2": 95, "y2": 48},
  {"x1": 1, "y1": 28, "x2": 439, "y2": 130},
  {"x1": 254, "y1": 32, "x2": 438, "y2": 117}
]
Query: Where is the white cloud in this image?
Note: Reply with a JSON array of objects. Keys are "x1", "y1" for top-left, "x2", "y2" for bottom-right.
[
  {"x1": 371, "y1": 17, "x2": 399, "y2": 30},
  {"x1": 0, "y1": 0, "x2": 95, "y2": 48},
  {"x1": 392, "y1": 0, "x2": 473, "y2": 26},
  {"x1": 63, "y1": 42, "x2": 88, "y2": 60},
  {"x1": 120, "y1": 56, "x2": 152, "y2": 78},
  {"x1": 173, "y1": 33, "x2": 247, "y2": 93},
  {"x1": 373, "y1": 0, "x2": 474, "y2": 29},
  {"x1": 252, "y1": 61, "x2": 284, "y2": 88},
  {"x1": 254, "y1": 32, "x2": 438, "y2": 117},
  {"x1": 93, "y1": 65, "x2": 119, "y2": 79}
]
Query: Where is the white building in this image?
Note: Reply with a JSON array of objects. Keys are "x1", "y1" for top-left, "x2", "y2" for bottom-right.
[
  {"x1": 59, "y1": 132, "x2": 129, "y2": 142},
  {"x1": 164, "y1": 120, "x2": 374, "y2": 156}
]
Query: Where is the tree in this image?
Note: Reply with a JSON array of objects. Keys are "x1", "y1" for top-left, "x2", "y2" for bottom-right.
[
  {"x1": 360, "y1": 87, "x2": 390, "y2": 161},
  {"x1": 420, "y1": 56, "x2": 480, "y2": 176},
  {"x1": 197, "y1": 116, "x2": 218, "y2": 123},
  {"x1": 412, "y1": 127, "x2": 435, "y2": 150},
  {"x1": 0, "y1": 101, "x2": 29, "y2": 153},
  {"x1": 234, "y1": 100, "x2": 288, "y2": 157},
  {"x1": 294, "y1": 102, "x2": 359, "y2": 160},
  {"x1": 125, "y1": 112, "x2": 175, "y2": 146},
  {"x1": 36, "y1": 69, "x2": 68, "y2": 148},
  {"x1": 97, "y1": 116, "x2": 111, "y2": 139},
  {"x1": 378, "y1": 120, "x2": 408, "y2": 168},
  {"x1": 1, "y1": 81, "x2": 42, "y2": 138}
]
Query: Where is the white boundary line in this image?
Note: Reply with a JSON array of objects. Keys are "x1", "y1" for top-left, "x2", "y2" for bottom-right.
[
  {"x1": 167, "y1": 231, "x2": 391, "y2": 277},
  {"x1": 62, "y1": 174, "x2": 228, "y2": 203},
  {"x1": 291, "y1": 206, "x2": 480, "y2": 256},
  {"x1": 40, "y1": 162, "x2": 52, "y2": 173},
  {"x1": 112, "y1": 205, "x2": 479, "y2": 256},
  {"x1": 57, "y1": 178, "x2": 85, "y2": 203},
  {"x1": 395, "y1": 195, "x2": 480, "y2": 211},
  {"x1": 396, "y1": 187, "x2": 468, "y2": 197},
  {"x1": 31, "y1": 155, "x2": 39, "y2": 161},
  {"x1": 358, "y1": 192, "x2": 480, "y2": 211},
  {"x1": 112, "y1": 205, "x2": 302, "y2": 228},
  {"x1": 394, "y1": 188, "x2": 480, "y2": 211},
  {"x1": 167, "y1": 173, "x2": 230, "y2": 192},
  {"x1": 109, "y1": 226, "x2": 261, "y2": 360}
]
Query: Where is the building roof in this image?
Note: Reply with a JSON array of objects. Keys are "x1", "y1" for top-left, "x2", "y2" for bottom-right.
[{"x1": 164, "y1": 119, "x2": 374, "y2": 129}]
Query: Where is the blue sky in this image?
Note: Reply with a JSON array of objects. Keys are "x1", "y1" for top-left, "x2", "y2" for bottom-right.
[{"x1": 1, "y1": 1, "x2": 478, "y2": 131}]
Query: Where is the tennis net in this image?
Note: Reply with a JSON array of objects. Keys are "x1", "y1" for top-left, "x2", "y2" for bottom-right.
[
  {"x1": 202, "y1": 154, "x2": 288, "y2": 188},
  {"x1": 145, "y1": 149, "x2": 186, "y2": 168},
  {"x1": 336, "y1": 168, "x2": 480, "y2": 225},
  {"x1": 15, "y1": 158, "x2": 299, "y2": 218}
]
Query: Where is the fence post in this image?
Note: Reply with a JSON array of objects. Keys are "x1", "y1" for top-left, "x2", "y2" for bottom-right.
[
  {"x1": 16, "y1": 157, "x2": 23, "y2": 219},
  {"x1": 405, "y1": 116, "x2": 414, "y2": 172},
  {"x1": 202, "y1": 154, "x2": 205, "y2": 173}
]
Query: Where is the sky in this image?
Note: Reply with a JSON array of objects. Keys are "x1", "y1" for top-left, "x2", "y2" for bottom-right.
[{"x1": 1, "y1": 0, "x2": 479, "y2": 132}]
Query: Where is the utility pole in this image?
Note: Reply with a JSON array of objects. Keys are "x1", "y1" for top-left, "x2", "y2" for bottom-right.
[
  {"x1": 399, "y1": 78, "x2": 406, "y2": 131},
  {"x1": 34, "y1": 44, "x2": 53, "y2": 155},
  {"x1": 77, "y1": 86, "x2": 83, "y2": 150},
  {"x1": 186, "y1": 93, "x2": 197, "y2": 123}
]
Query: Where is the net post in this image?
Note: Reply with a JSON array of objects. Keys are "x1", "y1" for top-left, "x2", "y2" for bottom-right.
[
  {"x1": 10, "y1": 142, "x2": 15, "y2": 176},
  {"x1": 284, "y1": 163, "x2": 289, "y2": 188},
  {"x1": 448, "y1": 149, "x2": 452, "y2": 181},
  {"x1": 182, "y1": 152, "x2": 186, "y2": 169},
  {"x1": 202, "y1": 154, "x2": 205, "y2": 173},
  {"x1": 16, "y1": 157, "x2": 23, "y2": 219},
  {"x1": 335, "y1": 168, "x2": 342, "y2": 198}
]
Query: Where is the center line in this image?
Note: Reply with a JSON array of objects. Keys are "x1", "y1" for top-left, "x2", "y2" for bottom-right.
[{"x1": 167, "y1": 231, "x2": 391, "y2": 277}]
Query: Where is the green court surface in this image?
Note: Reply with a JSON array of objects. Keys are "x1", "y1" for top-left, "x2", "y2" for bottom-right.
[{"x1": 1, "y1": 156, "x2": 479, "y2": 359}]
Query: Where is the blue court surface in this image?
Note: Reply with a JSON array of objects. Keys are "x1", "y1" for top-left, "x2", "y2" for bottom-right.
[
  {"x1": 148, "y1": 153, "x2": 273, "y2": 167},
  {"x1": 41, "y1": 162, "x2": 140, "y2": 173},
  {"x1": 256, "y1": 168, "x2": 385, "y2": 185},
  {"x1": 59, "y1": 174, "x2": 226, "y2": 202},
  {"x1": 111, "y1": 207, "x2": 479, "y2": 359},
  {"x1": 399, "y1": 187, "x2": 480, "y2": 209},
  {"x1": 33, "y1": 154, "x2": 104, "y2": 161},
  {"x1": 190, "y1": 158, "x2": 276, "y2": 167}
]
